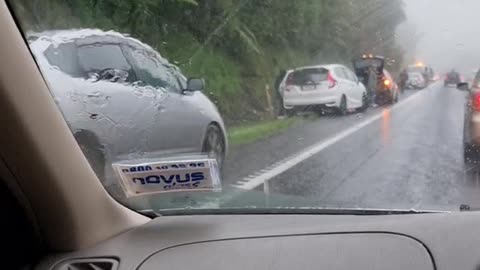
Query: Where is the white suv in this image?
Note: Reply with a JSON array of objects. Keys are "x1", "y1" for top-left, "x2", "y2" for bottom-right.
[{"x1": 281, "y1": 64, "x2": 368, "y2": 115}]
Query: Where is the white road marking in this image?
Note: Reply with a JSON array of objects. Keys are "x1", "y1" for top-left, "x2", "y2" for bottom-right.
[{"x1": 233, "y1": 88, "x2": 429, "y2": 190}]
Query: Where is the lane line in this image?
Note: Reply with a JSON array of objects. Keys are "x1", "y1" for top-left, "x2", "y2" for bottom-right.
[{"x1": 233, "y1": 87, "x2": 431, "y2": 190}]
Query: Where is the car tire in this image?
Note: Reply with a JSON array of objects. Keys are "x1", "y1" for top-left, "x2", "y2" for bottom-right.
[
  {"x1": 337, "y1": 95, "x2": 347, "y2": 116},
  {"x1": 286, "y1": 107, "x2": 296, "y2": 117},
  {"x1": 464, "y1": 143, "x2": 480, "y2": 164},
  {"x1": 357, "y1": 92, "x2": 369, "y2": 112},
  {"x1": 202, "y1": 124, "x2": 226, "y2": 171},
  {"x1": 387, "y1": 90, "x2": 394, "y2": 104}
]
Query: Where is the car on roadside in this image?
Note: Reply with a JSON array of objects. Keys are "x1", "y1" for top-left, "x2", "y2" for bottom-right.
[
  {"x1": 463, "y1": 71, "x2": 480, "y2": 163},
  {"x1": 374, "y1": 69, "x2": 400, "y2": 105},
  {"x1": 352, "y1": 55, "x2": 400, "y2": 106},
  {"x1": 281, "y1": 64, "x2": 368, "y2": 115},
  {"x1": 407, "y1": 63, "x2": 433, "y2": 82},
  {"x1": 28, "y1": 29, "x2": 227, "y2": 184},
  {"x1": 406, "y1": 72, "x2": 427, "y2": 89}
]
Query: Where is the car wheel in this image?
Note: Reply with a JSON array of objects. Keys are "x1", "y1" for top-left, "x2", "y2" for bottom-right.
[
  {"x1": 464, "y1": 143, "x2": 480, "y2": 164},
  {"x1": 337, "y1": 95, "x2": 347, "y2": 115},
  {"x1": 394, "y1": 92, "x2": 399, "y2": 103},
  {"x1": 285, "y1": 107, "x2": 296, "y2": 117},
  {"x1": 387, "y1": 90, "x2": 394, "y2": 104},
  {"x1": 357, "y1": 92, "x2": 369, "y2": 112},
  {"x1": 202, "y1": 124, "x2": 226, "y2": 171}
]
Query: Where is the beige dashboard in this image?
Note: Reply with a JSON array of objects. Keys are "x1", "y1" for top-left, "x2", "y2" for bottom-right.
[{"x1": 36, "y1": 212, "x2": 480, "y2": 270}]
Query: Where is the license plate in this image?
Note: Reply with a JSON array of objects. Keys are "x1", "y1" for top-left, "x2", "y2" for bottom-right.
[{"x1": 302, "y1": 85, "x2": 316, "y2": 91}]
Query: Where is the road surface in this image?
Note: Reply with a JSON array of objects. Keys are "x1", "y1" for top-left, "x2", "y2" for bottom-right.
[{"x1": 221, "y1": 82, "x2": 479, "y2": 211}]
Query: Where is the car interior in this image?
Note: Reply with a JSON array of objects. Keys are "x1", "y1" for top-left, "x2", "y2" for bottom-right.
[{"x1": 2, "y1": 1, "x2": 480, "y2": 270}]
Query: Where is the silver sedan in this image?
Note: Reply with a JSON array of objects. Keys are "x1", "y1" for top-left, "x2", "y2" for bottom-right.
[{"x1": 28, "y1": 29, "x2": 227, "y2": 186}]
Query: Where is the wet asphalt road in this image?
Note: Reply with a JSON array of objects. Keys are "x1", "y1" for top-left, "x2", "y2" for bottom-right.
[{"x1": 222, "y1": 82, "x2": 480, "y2": 211}]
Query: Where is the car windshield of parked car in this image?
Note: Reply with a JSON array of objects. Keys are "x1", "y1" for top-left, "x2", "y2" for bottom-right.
[
  {"x1": 7, "y1": 0, "x2": 480, "y2": 215},
  {"x1": 78, "y1": 45, "x2": 129, "y2": 73}
]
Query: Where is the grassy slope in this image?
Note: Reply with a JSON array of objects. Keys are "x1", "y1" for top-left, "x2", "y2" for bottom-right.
[
  {"x1": 160, "y1": 34, "x2": 311, "y2": 145},
  {"x1": 160, "y1": 33, "x2": 310, "y2": 124},
  {"x1": 227, "y1": 117, "x2": 296, "y2": 146}
]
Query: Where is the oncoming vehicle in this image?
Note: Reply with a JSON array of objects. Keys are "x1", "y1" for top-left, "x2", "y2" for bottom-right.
[
  {"x1": 464, "y1": 71, "x2": 480, "y2": 162},
  {"x1": 282, "y1": 64, "x2": 368, "y2": 115},
  {"x1": 406, "y1": 72, "x2": 427, "y2": 89},
  {"x1": 28, "y1": 29, "x2": 228, "y2": 185}
]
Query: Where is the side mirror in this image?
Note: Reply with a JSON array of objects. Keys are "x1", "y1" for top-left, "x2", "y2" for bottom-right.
[
  {"x1": 457, "y1": 82, "x2": 469, "y2": 91},
  {"x1": 185, "y1": 78, "x2": 205, "y2": 92}
]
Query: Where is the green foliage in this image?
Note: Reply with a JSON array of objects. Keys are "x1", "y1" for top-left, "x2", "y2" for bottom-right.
[
  {"x1": 228, "y1": 117, "x2": 296, "y2": 146},
  {"x1": 10, "y1": 0, "x2": 406, "y2": 123}
]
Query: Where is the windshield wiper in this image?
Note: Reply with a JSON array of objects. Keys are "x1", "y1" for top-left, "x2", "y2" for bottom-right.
[
  {"x1": 459, "y1": 204, "x2": 480, "y2": 211},
  {"x1": 149, "y1": 207, "x2": 445, "y2": 217}
]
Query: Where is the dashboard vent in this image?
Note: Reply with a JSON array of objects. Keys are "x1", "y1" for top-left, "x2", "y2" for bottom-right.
[{"x1": 56, "y1": 258, "x2": 118, "y2": 270}]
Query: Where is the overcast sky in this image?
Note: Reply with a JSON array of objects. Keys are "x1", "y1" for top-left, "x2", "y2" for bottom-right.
[{"x1": 403, "y1": 0, "x2": 480, "y2": 74}]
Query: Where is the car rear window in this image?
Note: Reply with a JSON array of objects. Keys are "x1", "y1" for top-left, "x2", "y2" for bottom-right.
[
  {"x1": 44, "y1": 42, "x2": 82, "y2": 77},
  {"x1": 78, "y1": 44, "x2": 131, "y2": 74},
  {"x1": 290, "y1": 68, "x2": 328, "y2": 85},
  {"x1": 44, "y1": 42, "x2": 135, "y2": 82}
]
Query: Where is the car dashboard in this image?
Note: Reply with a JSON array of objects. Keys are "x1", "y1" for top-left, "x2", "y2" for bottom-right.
[{"x1": 37, "y1": 212, "x2": 480, "y2": 270}]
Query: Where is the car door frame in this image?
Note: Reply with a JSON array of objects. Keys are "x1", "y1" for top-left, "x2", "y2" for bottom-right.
[
  {"x1": 171, "y1": 68, "x2": 209, "y2": 151},
  {"x1": 65, "y1": 35, "x2": 156, "y2": 158},
  {"x1": 121, "y1": 41, "x2": 200, "y2": 155},
  {"x1": 334, "y1": 66, "x2": 355, "y2": 107}
]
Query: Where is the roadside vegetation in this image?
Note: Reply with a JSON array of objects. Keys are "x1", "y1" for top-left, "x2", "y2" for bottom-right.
[
  {"x1": 228, "y1": 117, "x2": 296, "y2": 146},
  {"x1": 12, "y1": 0, "x2": 406, "y2": 126}
]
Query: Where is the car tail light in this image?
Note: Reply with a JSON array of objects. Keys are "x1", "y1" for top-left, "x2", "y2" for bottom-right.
[
  {"x1": 327, "y1": 72, "x2": 337, "y2": 89},
  {"x1": 472, "y1": 92, "x2": 480, "y2": 111},
  {"x1": 285, "y1": 73, "x2": 294, "y2": 91}
]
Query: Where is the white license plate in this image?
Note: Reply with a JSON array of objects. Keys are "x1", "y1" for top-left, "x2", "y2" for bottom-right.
[{"x1": 302, "y1": 85, "x2": 316, "y2": 91}]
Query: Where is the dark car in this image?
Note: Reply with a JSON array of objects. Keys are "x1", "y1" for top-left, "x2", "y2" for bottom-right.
[
  {"x1": 463, "y1": 71, "x2": 480, "y2": 163},
  {"x1": 352, "y1": 55, "x2": 399, "y2": 105},
  {"x1": 352, "y1": 55, "x2": 384, "y2": 105},
  {"x1": 373, "y1": 69, "x2": 400, "y2": 105},
  {"x1": 445, "y1": 70, "x2": 461, "y2": 86}
]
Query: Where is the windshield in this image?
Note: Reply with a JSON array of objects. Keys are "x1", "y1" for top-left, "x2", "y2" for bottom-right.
[
  {"x1": 7, "y1": 0, "x2": 480, "y2": 215},
  {"x1": 409, "y1": 73, "x2": 422, "y2": 79}
]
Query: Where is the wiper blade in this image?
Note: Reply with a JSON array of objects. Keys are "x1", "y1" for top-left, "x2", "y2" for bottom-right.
[
  {"x1": 151, "y1": 207, "x2": 446, "y2": 216},
  {"x1": 459, "y1": 204, "x2": 480, "y2": 211}
]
